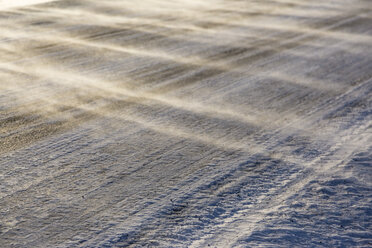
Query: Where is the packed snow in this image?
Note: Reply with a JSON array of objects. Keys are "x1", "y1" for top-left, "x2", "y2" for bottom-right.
[{"x1": 0, "y1": 0, "x2": 371, "y2": 247}]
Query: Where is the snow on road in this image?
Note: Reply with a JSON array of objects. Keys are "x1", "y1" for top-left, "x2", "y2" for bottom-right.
[
  {"x1": 0, "y1": 0, "x2": 57, "y2": 10},
  {"x1": 0, "y1": 0, "x2": 371, "y2": 247}
]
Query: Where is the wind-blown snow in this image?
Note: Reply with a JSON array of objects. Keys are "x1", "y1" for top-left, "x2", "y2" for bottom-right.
[
  {"x1": 0, "y1": 0, "x2": 371, "y2": 247},
  {"x1": 0, "y1": 0, "x2": 56, "y2": 10}
]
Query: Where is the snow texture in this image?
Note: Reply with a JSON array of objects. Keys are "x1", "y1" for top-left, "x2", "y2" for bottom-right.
[{"x1": 0, "y1": 0, "x2": 371, "y2": 247}]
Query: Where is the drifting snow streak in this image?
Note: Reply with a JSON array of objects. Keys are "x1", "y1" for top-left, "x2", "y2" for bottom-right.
[
  {"x1": 0, "y1": 0, "x2": 371, "y2": 247},
  {"x1": 0, "y1": 0, "x2": 57, "y2": 10}
]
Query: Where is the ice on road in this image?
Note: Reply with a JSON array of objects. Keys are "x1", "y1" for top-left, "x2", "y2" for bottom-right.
[{"x1": 0, "y1": 0, "x2": 371, "y2": 247}]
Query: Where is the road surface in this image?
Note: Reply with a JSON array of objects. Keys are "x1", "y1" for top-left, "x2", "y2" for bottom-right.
[{"x1": 0, "y1": 0, "x2": 371, "y2": 247}]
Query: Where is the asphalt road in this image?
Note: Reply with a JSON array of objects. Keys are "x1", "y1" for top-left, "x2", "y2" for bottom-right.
[{"x1": 0, "y1": 0, "x2": 371, "y2": 247}]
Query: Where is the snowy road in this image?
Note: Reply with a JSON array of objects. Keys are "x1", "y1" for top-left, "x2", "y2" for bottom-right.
[{"x1": 0, "y1": 0, "x2": 371, "y2": 247}]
